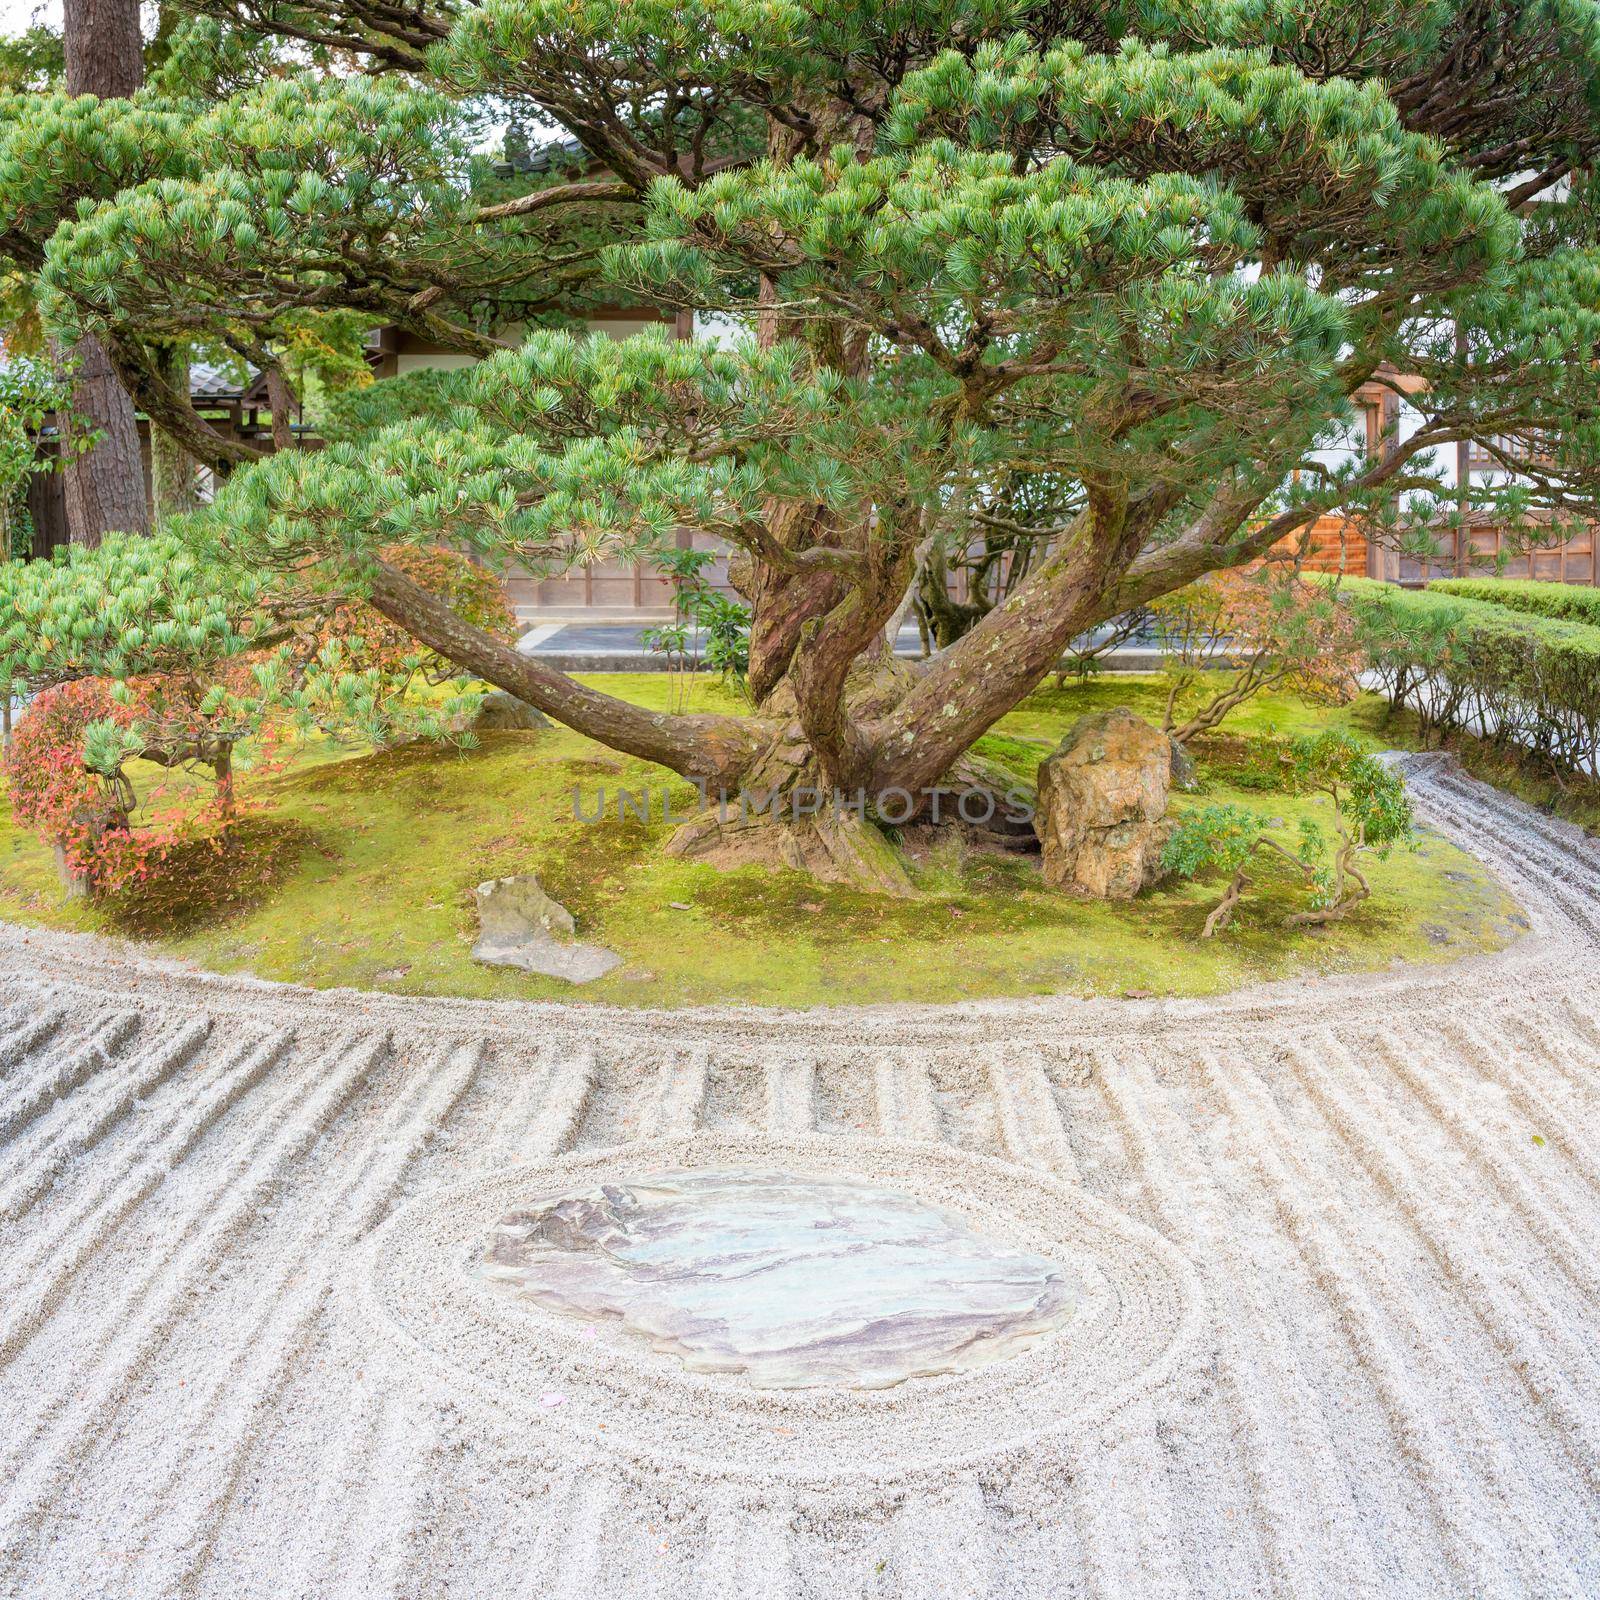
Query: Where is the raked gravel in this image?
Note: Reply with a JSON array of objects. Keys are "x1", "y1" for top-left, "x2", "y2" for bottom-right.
[{"x1": 0, "y1": 751, "x2": 1597, "y2": 1598}]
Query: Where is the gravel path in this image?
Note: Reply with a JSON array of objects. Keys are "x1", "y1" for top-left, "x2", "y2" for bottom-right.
[{"x1": 0, "y1": 752, "x2": 1597, "y2": 1599}]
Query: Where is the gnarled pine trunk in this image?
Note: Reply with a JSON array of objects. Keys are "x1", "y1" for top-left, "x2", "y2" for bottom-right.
[{"x1": 361, "y1": 509, "x2": 1135, "y2": 895}]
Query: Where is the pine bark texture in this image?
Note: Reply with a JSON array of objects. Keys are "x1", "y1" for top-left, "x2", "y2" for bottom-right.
[
  {"x1": 55, "y1": 334, "x2": 148, "y2": 547},
  {"x1": 58, "y1": 0, "x2": 149, "y2": 546},
  {"x1": 62, "y1": 0, "x2": 145, "y2": 96}
]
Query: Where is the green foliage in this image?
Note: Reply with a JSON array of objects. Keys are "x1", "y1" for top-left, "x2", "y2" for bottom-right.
[
  {"x1": 1428, "y1": 577, "x2": 1600, "y2": 629},
  {"x1": 186, "y1": 328, "x2": 844, "y2": 588},
  {"x1": 0, "y1": 534, "x2": 514, "y2": 777},
  {"x1": 698, "y1": 592, "x2": 752, "y2": 682},
  {"x1": 0, "y1": 356, "x2": 70, "y2": 548},
  {"x1": 1162, "y1": 802, "x2": 1252, "y2": 876},
  {"x1": 1163, "y1": 803, "x2": 1315, "y2": 879},
  {"x1": 8, "y1": 0, "x2": 1600, "y2": 803},
  {"x1": 0, "y1": 93, "x2": 191, "y2": 263},
  {"x1": 1285, "y1": 730, "x2": 1415, "y2": 920},
  {"x1": 1164, "y1": 732, "x2": 1412, "y2": 932},
  {"x1": 1162, "y1": 801, "x2": 1318, "y2": 933},
  {"x1": 650, "y1": 545, "x2": 752, "y2": 684},
  {"x1": 0, "y1": 531, "x2": 261, "y2": 692},
  {"x1": 19, "y1": 4, "x2": 1584, "y2": 587},
  {"x1": 1288, "y1": 730, "x2": 1413, "y2": 853},
  {"x1": 1334, "y1": 576, "x2": 1600, "y2": 776},
  {"x1": 0, "y1": 25, "x2": 61, "y2": 93}
]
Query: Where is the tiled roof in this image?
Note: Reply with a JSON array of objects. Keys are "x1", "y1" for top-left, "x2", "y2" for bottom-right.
[
  {"x1": 188, "y1": 359, "x2": 254, "y2": 401},
  {"x1": 497, "y1": 134, "x2": 588, "y2": 177}
]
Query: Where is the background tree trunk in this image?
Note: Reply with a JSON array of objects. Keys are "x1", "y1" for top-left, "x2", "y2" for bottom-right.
[
  {"x1": 150, "y1": 345, "x2": 198, "y2": 517},
  {"x1": 58, "y1": 0, "x2": 149, "y2": 547},
  {"x1": 63, "y1": 0, "x2": 144, "y2": 95},
  {"x1": 55, "y1": 335, "x2": 148, "y2": 547},
  {"x1": 265, "y1": 366, "x2": 298, "y2": 453}
]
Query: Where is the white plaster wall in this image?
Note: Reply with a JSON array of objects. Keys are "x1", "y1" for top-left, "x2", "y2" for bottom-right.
[{"x1": 395, "y1": 316, "x2": 670, "y2": 374}]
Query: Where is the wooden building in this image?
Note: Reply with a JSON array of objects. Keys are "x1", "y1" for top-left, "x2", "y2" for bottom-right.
[{"x1": 1290, "y1": 370, "x2": 1598, "y2": 585}]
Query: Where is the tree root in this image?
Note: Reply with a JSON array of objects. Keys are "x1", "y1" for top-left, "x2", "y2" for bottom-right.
[{"x1": 663, "y1": 805, "x2": 918, "y2": 897}]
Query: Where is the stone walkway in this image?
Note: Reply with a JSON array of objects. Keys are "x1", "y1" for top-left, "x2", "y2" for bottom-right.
[{"x1": 0, "y1": 754, "x2": 1597, "y2": 1597}]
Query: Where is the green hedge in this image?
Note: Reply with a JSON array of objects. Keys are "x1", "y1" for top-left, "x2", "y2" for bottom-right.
[
  {"x1": 1427, "y1": 577, "x2": 1600, "y2": 629},
  {"x1": 1323, "y1": 576, "x2": 1600, "y2": 775}
]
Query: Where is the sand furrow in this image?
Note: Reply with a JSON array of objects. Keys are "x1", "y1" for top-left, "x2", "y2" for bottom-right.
[
  {"x1": 1408, "y1": 786, "x2": 1587, "y2": 912},
  {"x1": 764, "y1": 1058, "x2": 816, "y2": 1135},
  {"x1": 342, "y1": 1395, "x2": 444, "y2": 1600},
  {"x1": 1065, "y1": 1396, "x2": 1197, "y2": 1600},
  {"x1": 487, "y1": 1045, "x2": 564, "y2": 1164},
  {"x1": 1417, "y1": 772, "x2": 1600, "y2": 937},
  {"x1": 0, "y1": 1014, "x2": 211, "y2": 1221},
  {"x1": 640, "y1": 1046, "x2": 709, "y2": 1138},
  {"x1": 1070, "y1": 1062, "x2": 1269, "y2": 1600},
  {"x1": 541, "y1": 1474, "x2": 627, "y2": 1598},
  {"x1": 884, "y1": 1474, "x2": 997, "y2": 1598},
  {"x1": 523, "y1": 1044, "x2": 596, "y2": 1156},
  {"x1": 1286, "y1": 1031, "x2": 1600, "y2": 1491},
  {"x1": 689, "y1": 1492, "x2": 799, "y2": 1599},
  {"x1": 1479, "y1": 1008, "x2": 1600, "y2": 1162},
  {"x1": 0, "y1": 1027, "x2": 296, "y2": 1373},
  {"x1": 0, "y1": 1009, "x2": 139, "y2": 1144},
  {"x1": 985, "y1": 1045, "x2": 1081, "y2": 1181},
  {"x1": 1091, "y1": 1043, "x2": 1387, "y2": 1596},
  {"x1": 981, "y1": 1044, "x2": 1200, "y2": 1600},
  {"x1": 1358, "y1": 1025, "x2": 1600, "y2": 1301},
  {"x1": 0, "y1": 1031, "x2": 387, "y2": 1554},
  {"x1": 873, "y1": 1051, "x2": 941, "y2": 1140},
  {"x1": 1195, "y1": 1049, "x2": 1526, "y2": 1596},
  {"x1": 0, "y1": 1002, "x2": 64, "y2": 1074},
  {"x1": 1556, "y1": 990, "x2": 1600, "y2": 1050},
  {"x1": 129, "y1": 1041, "x2": 486, "y2": 1592},
  {"x1": 268, "y1": 1370, "x2": 392, "y2": 1600},
  {"x1": 1422, "y1": 766, "x2": 1600, "y2": 880}
]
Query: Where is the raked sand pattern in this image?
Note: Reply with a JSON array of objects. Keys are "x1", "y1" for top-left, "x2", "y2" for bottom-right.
[{"x1": 0, "y1": 752, "x2": 1598, "y2": 1598}]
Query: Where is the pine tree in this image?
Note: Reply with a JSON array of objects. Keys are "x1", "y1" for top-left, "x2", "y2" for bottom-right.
[{"x1": 8, "y1": 1, "x2": 1600, "y2": 885}]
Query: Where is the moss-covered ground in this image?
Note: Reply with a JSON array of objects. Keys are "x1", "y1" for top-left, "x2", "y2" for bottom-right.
[{"x1": 0, "y1": 674, "x2": 1529, "y2": 1008}]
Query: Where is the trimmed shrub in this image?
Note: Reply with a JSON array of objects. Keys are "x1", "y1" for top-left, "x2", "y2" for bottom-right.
[
  {"x1": 1329, "y1": 576, "x2": 1600, "y2": 776},
  {"x1": 1428, "y1": 577, "x2": 1600, "y2": 629},
  {"x1": 3, "y1": 679, "x2": 209, "y2": 897}
]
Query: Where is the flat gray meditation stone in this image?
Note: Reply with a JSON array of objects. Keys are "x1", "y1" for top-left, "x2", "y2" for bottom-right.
[
  {"x1": 471, "y1": 873, "x2": 621, "y2": 984},
  {"x1": 477, "y1": 1169, "x2": 1077, "y2": 1389}
]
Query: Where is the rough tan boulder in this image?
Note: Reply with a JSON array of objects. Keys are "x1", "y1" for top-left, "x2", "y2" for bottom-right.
[{"x1": 1036, "y1": 709, "x2": 1174, "y2": 899}]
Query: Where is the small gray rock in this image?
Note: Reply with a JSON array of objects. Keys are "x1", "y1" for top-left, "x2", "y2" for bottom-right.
[
  {"x1": 471, "y1": 874, "x2": 621, "y2": 984},
  {"x1": 474, "y1": 691, "x2": 551, "y2": 732},
  {"x1": 1167, "y1": 737, "x2": 1200, "y2": 793}
]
